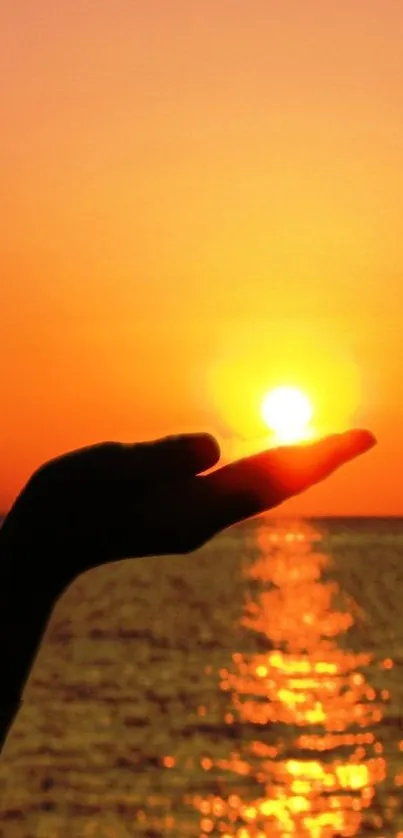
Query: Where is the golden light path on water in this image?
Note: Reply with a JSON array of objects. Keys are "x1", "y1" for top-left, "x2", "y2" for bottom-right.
[{"x1": 189, "y1": 521, "x2": 387, "y2": 838}]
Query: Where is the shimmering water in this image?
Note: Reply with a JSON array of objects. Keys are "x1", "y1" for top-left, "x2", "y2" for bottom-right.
[{"x1": 1, "y1": 517, "x2": 403, "y2": 837}]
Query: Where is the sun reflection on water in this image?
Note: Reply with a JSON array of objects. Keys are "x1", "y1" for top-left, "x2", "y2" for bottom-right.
[{"x1": 191, "y1": 521, "x2": 387, "y2": 837}]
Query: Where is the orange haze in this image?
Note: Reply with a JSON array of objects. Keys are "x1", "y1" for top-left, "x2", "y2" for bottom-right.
[{"x1": 1, "y1": 1, "x2": 402, "y2": 515}]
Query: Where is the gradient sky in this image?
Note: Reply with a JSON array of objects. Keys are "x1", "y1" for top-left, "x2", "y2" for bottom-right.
[{"x1": 1, "y1": 1, "x2": 402, "y2": 515}]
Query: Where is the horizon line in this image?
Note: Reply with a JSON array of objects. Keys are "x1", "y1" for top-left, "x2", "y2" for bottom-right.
[{"x1": 1, "y1": 512, "x2": 403, "y2": 521}]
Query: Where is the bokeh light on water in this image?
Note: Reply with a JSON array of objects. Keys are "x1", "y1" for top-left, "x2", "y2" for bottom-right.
[{"x1": 189, "y1": 521, "x2": 388, "y2": 837}]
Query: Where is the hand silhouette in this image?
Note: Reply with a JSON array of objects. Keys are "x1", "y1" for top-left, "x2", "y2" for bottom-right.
[
  {"x1": 0, "y1": 429, "x2": 376, "y2": 600},
  {"x1": 0, "y1": 428, "x2": 376, "y2": 753}
]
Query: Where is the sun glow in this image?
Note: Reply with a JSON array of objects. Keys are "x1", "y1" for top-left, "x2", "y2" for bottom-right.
[{"x1": 262, "y1": 386, "x2": 314, "y2": 444}]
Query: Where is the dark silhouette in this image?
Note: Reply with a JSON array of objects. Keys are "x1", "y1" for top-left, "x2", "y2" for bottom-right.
[{"x1": 0, "y1": 429, "x2": 376, "y2": 752}]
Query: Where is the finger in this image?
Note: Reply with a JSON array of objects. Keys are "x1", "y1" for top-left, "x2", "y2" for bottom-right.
[
  {"x1": 39, "y1": 433, "x2": 221, "y2": 488},
  {"x1": 126, "y1": 433, "x2": 221, "y2": 479},
  {"x1": 199, "y1": 429, "x2": 376, "y2": 537}
]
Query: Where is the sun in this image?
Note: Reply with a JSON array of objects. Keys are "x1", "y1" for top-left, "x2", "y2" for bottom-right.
[{"x1": 261, "y1": 386, "x2": 314, "y2": 443}]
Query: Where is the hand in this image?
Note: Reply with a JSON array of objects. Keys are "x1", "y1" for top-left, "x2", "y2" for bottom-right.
[{"x1": 0, "y1": 429, "x2": 376, "y2": 599}]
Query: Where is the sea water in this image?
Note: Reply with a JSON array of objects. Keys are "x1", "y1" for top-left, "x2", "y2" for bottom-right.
[{"x1": 1, "y1": 517, "x2": 403, "y2": 837}]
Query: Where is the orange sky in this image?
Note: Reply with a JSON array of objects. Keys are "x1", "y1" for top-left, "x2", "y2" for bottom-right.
[{"x1": 1, "y1": 1, "x2": 402, "y2": 515}]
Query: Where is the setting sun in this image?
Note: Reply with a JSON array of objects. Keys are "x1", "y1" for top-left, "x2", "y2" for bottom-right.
[{"x1": 262, "y1": 386, "x2": 314, "y2": 444}]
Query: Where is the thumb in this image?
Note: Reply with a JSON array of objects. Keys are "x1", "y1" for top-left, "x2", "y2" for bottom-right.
[
  {"x1": 27, "y1": 433, "x2": 221, "y2": 496},
  {"x1": 126, "y1": 432, "x2": 221, "y2": 481}
]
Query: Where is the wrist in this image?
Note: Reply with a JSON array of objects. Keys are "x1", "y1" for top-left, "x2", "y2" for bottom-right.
[
  {"x1": 0, "y1": 522, "x2": 59, "y2": 748},
  {"x1": 0, "y1": 513, "x2": 70, "y2": 605}
]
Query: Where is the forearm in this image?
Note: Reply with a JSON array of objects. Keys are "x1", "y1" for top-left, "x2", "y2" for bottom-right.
[{"x1": 0, "y1": 526, "x2": 58, "y2": 753}]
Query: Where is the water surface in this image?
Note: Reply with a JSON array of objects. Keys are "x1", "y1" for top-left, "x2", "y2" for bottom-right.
[{"x1": 1, "y1": 517, "x2": 403, "y2": 837}]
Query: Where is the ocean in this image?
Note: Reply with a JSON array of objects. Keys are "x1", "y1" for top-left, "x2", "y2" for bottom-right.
[{"x1": 1, "y1": 517, "x2": 403, "y2": 837}]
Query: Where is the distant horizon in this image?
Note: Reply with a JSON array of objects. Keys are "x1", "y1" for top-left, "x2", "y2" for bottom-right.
[{"x1": 1, "y1": 512, "x2": 403, "y2": 523}]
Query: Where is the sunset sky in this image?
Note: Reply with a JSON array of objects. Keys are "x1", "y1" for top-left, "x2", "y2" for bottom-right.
[{"x1": 1, "y1": 1, "x2": 402, "y2": 515}]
